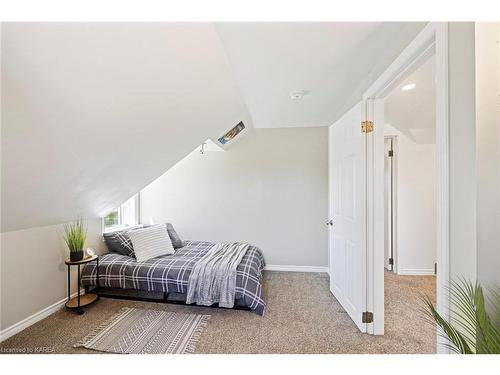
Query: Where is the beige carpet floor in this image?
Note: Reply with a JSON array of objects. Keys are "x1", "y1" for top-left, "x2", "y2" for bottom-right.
[{"x1": 0, "y1": 270, "x2": 436, "y2": 354}]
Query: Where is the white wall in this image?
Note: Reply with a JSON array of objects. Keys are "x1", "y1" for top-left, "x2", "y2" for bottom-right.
[
  {"x1": 0, "y1": 219, "x2": 106, "y2": 333},
  {"x1": 385, "y1": 125, "x2": 437, "y2": 275},
  {"x1": 475, "y1": 22, "x2": 500, "y2": 286},
  {"x1": 140, "y1": 127, "x2": 328, "y2": 268},
  {"x1": 448, "y1": 23, "x2": 477, "y2": 282}
]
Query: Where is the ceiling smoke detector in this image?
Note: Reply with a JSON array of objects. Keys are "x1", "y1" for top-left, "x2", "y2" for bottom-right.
[{"x1": 290, "y1": 90, "x2": 308, "y2": 100}]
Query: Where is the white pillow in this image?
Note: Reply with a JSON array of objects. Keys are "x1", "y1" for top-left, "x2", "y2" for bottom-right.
[{"x1": 127, "y1": 224, "x2": 175, "y2": 262}]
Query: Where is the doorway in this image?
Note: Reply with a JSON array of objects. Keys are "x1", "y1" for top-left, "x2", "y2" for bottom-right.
[
  {"x1": 380, "y1": 53, "x2": 438, "y2": 350},
  {"x1": 328, "y1": 23, "x2": 451, "y2": 346},
  {"x1": 383, "y1": 54, "x2": 437, "y2": 278},
  {"x1": 362, "y1": 23, "x2": 450, "y2": 343}
]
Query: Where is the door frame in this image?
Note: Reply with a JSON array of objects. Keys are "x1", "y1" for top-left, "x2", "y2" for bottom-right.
[
  {"x1": 362, "y1": 22, "x2": 449, "y2": 348},
  {"x1": 384, "y1": 136, "x2": 398, "y2": 274}
]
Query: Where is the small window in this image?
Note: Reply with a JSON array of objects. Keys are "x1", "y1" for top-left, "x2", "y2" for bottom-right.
[
  {"x1": 103, "y1": 193, "x2": 140, "y2": 233},
  {"x1": 103, "y1": 208, "x2": 119, "y2": 228},
  {"x1": 218, "y1": 121, "x2": 245, "y2": 145}
]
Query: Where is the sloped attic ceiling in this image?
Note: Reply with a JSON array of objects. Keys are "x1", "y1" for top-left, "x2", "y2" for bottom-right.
[
  {"x1": 2, "y1": 22, "x2": 426, "y2": 232},
  {"x1": 1, "y1": 23, "x2": 252, "y2": 232}
]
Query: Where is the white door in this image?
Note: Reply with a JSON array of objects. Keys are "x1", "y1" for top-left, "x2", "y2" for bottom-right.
[{"x1": 328, "y1": 102, "x2": 367, "y2": 332}]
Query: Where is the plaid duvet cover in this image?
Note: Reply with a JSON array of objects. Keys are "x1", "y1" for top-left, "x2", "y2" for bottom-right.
[{"x1": 81, "y1": 240, "x2": 266, "y2": 315}]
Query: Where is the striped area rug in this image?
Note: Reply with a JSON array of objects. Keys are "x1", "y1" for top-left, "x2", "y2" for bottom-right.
[{"x1": 74, "y1": 307, "x2": 210, "y2": 354}]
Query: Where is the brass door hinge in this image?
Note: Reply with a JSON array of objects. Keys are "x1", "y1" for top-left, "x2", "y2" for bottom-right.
[
  {"x1": 388, "y1": 150, "x2": 393, "y2": 157},
  {"x1": 362, "y1": 311, "x2": 374, "y2": 323},
  {"x1": 361, "y1": 121, "x2": 374, "y2": 133}
]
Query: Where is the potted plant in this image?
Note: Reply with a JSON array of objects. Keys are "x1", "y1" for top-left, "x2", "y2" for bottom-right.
[
  {"x1": 423, "y1": 278, "x2": 500, "y2": 354},
  {"x1": 63, "y1": 217, "x2": 87, "y2": 262}
]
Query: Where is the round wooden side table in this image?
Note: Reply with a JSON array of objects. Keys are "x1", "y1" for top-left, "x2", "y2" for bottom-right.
[{"x1": 65, "y1": 255, "x2": 99, "y2": 314}]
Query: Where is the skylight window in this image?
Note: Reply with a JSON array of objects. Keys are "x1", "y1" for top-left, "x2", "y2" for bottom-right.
[{"x1": 218, "y1": 121, "x2": 245, "y2": 145}]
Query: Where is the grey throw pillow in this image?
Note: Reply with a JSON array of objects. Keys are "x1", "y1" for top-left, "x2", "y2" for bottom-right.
[
  {"x1": 166, "y1": 223, "x2": 183, "y2": 249},
  {"x1": 102, "y1": 225, "x2": 144, "y2": 258},
  {"x1": 103, "y1": 229, "x2": 135, "y2": 257}
]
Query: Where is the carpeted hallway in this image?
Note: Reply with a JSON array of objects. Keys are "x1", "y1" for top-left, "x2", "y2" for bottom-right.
[{"x1": 0, "y1": 271, "x2": 436, "y2": 354}]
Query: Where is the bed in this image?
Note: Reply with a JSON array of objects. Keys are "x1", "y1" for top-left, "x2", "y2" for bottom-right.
[{"x1": 81, "y1": 240, "x2": 266, "y2": 315}]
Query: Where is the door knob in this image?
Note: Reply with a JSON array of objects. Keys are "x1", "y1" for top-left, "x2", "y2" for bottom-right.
[{"x1": 326, "y1": 219, "x2": 333, "y2": 226}]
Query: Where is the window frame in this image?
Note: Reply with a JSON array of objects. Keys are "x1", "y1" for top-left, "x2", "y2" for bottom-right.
[{"x1": 102, "y1": 193, "x2": 140, "y2": 233}]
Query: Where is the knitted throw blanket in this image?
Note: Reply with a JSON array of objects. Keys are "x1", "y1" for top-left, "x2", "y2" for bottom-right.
[{"x1": 186, "y1": 242, "x2": 249, "y2": 308}]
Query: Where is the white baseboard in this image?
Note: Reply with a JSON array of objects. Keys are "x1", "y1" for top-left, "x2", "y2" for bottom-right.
[
  {"x1": 264, "y1": 264, "x2": 328, "y2": 273},
  {"x1": 397, "y1": 269, "x2": 436, "y2": 276},
  {"x1": 0, "y1": 289, "x2": 84, "y2": 343}
]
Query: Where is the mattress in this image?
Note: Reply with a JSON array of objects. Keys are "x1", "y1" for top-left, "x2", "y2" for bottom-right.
[{"x1": 80, "y1": 240, "x2": 266, "y2": 315}]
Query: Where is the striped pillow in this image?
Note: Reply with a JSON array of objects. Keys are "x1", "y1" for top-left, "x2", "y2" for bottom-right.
[{"x1": 127, "y1": 224, "x2": 175, "y2": 262}]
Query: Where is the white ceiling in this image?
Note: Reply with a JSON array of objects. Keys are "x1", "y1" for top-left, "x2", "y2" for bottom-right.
[
  {"x1": 215, "y1": 22, "x2": 426, "y2": 128},
  {"x1": 1, "y1": 22, "x2": 426, "y2": 232},
  {"x1": 385, "y1": 54, "x2": 436, "y2": 143}
]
